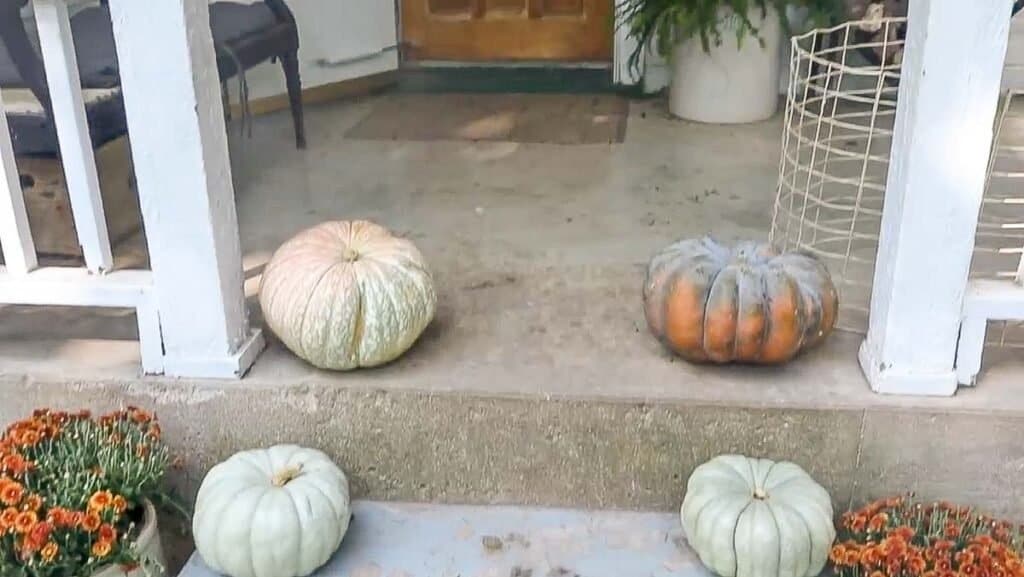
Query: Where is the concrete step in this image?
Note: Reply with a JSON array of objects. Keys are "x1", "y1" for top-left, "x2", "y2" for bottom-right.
[
  {"x1": 179, "y1": 501, "x2": 711, "y2": 577},
  {"x1": 6, "y1": 333, "x2": 1024, "y2": 574}
]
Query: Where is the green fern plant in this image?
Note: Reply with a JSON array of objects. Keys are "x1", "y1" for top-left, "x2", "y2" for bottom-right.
[{"x1": 618, "y1": 0, "x2": 842, "y2": 76}]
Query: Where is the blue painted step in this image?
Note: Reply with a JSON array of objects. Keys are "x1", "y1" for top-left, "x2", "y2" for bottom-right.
[{"x1": 180, "y1": 501, "x2": 713, "y2": 577}]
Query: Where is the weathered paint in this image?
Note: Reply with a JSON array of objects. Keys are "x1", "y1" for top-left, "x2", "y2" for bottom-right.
[
  {"x1": 0, "y1": 89, "x2": 37, "y2": 275},
  {"x1": 181, "y1": 501, "x2": 714, "y2": 577},
  {"x1": 34, "y1": 0, "x2": 113, "y2": 273},
  {"x1": 859, "y1": 0, "x2": 1013, "y2": 395},
  {"x1": 106, "y1": 0, "x2": 262, "y2": 377}
]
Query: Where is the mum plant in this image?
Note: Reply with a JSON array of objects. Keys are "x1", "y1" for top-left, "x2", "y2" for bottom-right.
[
  {"x1": 0, "y1": 407, "x2": 174, "y2": 577},
  {"x1": 832, "y1": 496, "x2": 1024, "y2": 577}
]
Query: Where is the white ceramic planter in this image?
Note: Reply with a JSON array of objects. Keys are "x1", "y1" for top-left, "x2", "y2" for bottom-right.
[
  {"x1": 92, "y1": 501, "x2": 167, "y2": 577},
  {"x1": 668, "y1": 7, "x2": 783, "y2": 123}
]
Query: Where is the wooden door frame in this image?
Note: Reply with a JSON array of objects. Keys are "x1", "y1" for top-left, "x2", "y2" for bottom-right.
[{"x1": 394, "y1": 0, "x2": 641, "y2": 86}]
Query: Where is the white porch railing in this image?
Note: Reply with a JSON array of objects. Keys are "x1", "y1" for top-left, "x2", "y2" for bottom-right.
[{"x1": 0, "y1": 0, "x2": 263, "y2": 378}]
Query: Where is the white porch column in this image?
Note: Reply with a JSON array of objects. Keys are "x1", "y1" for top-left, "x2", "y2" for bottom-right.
[
  {"x1": 107, "y1": 0, "x2": 263, "y2": 378},
  {"x1": 858, "y1": 0, "x2": 1012, "y2": 395}
]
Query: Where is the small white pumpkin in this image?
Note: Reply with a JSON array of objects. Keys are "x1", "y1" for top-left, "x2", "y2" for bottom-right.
[
  {"x1": 681, "y1": 455, "x2": 835, "y2": 577},
  {"x1": 260, "y1": 220, "x2": 437, "y2": 370},
  {"x1": 193, "y1": 445, "x2": 351, "y2": 577}
]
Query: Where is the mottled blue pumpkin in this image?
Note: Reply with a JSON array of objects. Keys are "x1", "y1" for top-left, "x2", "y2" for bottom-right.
[{"x1": 643, "y1": 238, "x2": 838, "y2": 364}]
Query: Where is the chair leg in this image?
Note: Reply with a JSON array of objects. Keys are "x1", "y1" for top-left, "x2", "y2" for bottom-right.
[{"x1": 280, "y1": 51, "x2": 306, "y2": 149}]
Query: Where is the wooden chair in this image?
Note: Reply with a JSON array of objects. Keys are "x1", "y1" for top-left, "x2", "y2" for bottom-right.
[{"x1": 0, "y1": 0, "x2": 306, "y2": 156}]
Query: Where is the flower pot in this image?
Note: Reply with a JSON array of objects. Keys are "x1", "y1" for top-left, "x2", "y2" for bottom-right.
[
  {"x1": 668, "y1": 7, "x2": 783, "y2": 123},
  {"x1": 92, "y1": 500, "x2": 167, "y2": 577}
]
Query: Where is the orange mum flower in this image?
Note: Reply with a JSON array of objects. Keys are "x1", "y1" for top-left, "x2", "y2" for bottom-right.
[
  {"x1": 18, "y1": 430, "x2": 39, "y2": 447},
  {"x1": 861, "y1": 545, "x2": 883, "y2": 566},
  {"x1": 81, "y1": 512, "x2": 101, "y2": 532},
  {"x1": 0, "y1": 507, "x2": 17, "y2": 531},
  {"x1": 946, "y1": 521, "x2": 962, "y2": 539},
  {"x1": 40, "y1": 541, "x2": 58, "y2": 563},
  {"x1": 13, "y1": 510, "x2": 37, "y2": 533},
  {"x1": 97, "y1": 523, "x2": 117, "y2": 544},
  {"x1": 908, "y1": 555, "x2": 927, "y2": 575},
  {"x1": 868, "y1": 513, "x2": 889, "y2": 532},
  {"x1": 112, "y1": 495, "x2": 127, "y2": 514},
  {"x1": 147, "y1": 424, "x2": 162, "y2": 440},
  {"x1": 26, "y1": 521, "x2": 52, "y2": 550},
  {"x1": 91, "y1": 540, "x2": 112, "y2": 558},
  {"x1": 851, "y1": 515, "x2": 869, "y2": 532},
  {"x1": 1, "y1": 453, "x2": 28, "y2": 476},
  {"x1": 844, "y1": 547, "x2": 862, "y2": 566},
  {"x1": 0, "y1": 480, "x2": 24, "y2": 506},
  {"x1": 22, "y1": 493, "x2": 42, "y2": 512},
  {"x1": 831, "y1": 544, "x2": 847, "y2": 565},
  {"x1": 88, "y1": 490, "x2": 113, "y2": 512},
  {"x1": 129, "y1": 407, "x2": 153, "y2": 424},
  {"x1": 45, "y1": 508, "x2": 65, "y2": 527},
  {"x1": 894, "y1": 526, "x2": 916, "y2": 541}
]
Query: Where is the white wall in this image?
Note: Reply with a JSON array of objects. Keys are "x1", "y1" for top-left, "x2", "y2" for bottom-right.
[
  {"x1": 234, "y1": 0, "x2": 398, "y2": 101},
  {"x1": 19, "y1": 0, "x2": 398, "y2": 103}
]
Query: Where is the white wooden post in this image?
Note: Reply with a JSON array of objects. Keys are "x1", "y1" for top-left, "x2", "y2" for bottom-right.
[
  {"x1": 34, "y1": 0, "x2": 113, "y2": 273},
  {"x1": 858, "y1": 0, "x2": 1013, "y2": 395},
  {"x1": 107, "y1": 0, "x2": 263, "y2": 378},
  {"x1": 0, "y1": 90, "x2": 38, "y2": 275}
]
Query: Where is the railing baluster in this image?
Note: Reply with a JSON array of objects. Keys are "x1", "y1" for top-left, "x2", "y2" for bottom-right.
[
  {"x1": 0, "y1": 89, "x2": 39, "y2": 274},
  {"x1": 33, "y1": 0, "x2": 113, "y2": 273}
]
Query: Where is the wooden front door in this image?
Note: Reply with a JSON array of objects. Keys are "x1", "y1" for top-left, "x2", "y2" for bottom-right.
[{"x1": 401, "y1": 0, "x2": 613, "y2": 62}]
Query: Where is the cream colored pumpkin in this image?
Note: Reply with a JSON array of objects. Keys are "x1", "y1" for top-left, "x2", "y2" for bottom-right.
[
  {"x1": 681, "y1": 455, "x2": 835, "y2": 577},
  {"x1": 260, "y1": 220, "x2": 437, "y2": 370},
  {"x1": 193, "y1": 445, "x2": 351, "y2": 577}
]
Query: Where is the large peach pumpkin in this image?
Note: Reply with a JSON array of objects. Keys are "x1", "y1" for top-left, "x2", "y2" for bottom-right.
[
  {"x1": 260, "y1": 221, "x2": 436, "y2": 370},
  {"x1": 643, "y1": 238, "x2": 837, "y2": 364}
]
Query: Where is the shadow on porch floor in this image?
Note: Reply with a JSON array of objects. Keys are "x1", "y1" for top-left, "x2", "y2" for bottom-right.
[{"x1": 1, "y1": 94, "x2": 1022, "y2": 410}]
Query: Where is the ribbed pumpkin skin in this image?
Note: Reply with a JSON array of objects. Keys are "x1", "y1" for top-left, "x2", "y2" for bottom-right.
[
  {"x1": 681, "y1": 455, "x2": 836, "y2": 577},
  {"x1": 643, "y1": 238, "x2": 837, "y2": 364},
  {"x1": 193, "y1": 445, "x2": 351, "y2": 577},
  {"x1": 260, "y1": 221, "x2": 437, "y2": 370}
]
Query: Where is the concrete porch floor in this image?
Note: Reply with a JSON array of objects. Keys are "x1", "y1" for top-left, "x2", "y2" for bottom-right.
[
  {"x1": 2, "y1": 94, "x2": 1023, "y2": 408},
  {"x1": 5, "y1": 94, "x2": 1024, "y2": 573}
]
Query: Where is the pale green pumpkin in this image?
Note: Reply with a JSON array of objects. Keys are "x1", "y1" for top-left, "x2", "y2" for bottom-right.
[
  {"x1": 260, "y1": 220, "x2": 437, "y2": 370},
  {"x1": 681, "y1": 455, "x2": 835, "y2": 577},
  {"x1": 193, "y1": 445, "x2": 351, "y2": 577}
]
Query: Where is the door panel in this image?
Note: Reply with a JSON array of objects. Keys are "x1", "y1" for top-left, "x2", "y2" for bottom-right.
[{"x1": 402, "y1": 0, "x2": 613, "y2": 61}]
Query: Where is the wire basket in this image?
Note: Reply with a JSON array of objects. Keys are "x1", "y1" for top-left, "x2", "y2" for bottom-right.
[
  {"x1": 773, "y1": 18, "x2": 1024, "y2": 344},
  {"x1": 771, "y1": 18, "x2": 906, "y2": 333}
]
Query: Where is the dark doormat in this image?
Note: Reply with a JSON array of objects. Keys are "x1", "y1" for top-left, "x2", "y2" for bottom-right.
[{"x1": 345, "y1": 93, "x2": 629, "y2": 145}]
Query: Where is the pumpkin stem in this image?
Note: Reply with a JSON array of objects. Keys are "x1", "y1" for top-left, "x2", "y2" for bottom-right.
[
  {"x1": 342, "y1": 247, "x2": 360, "y2": 262},
  {"x1": 272, "y1": 465, "x2": 304, "y2": 487},
  {"x1": 753, "y1": 487, "x2": 768, "y2": 500}
]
